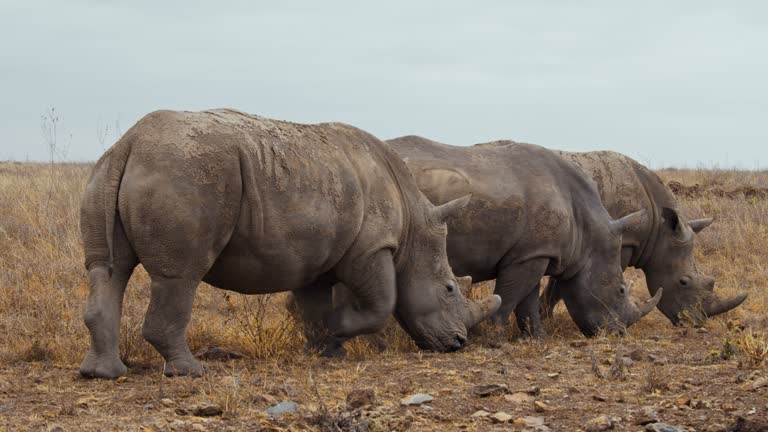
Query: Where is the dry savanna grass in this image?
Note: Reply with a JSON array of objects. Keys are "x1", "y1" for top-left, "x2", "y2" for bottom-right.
[{"x1": 1, "y1": 162, "x2": 767, "y2": 431}]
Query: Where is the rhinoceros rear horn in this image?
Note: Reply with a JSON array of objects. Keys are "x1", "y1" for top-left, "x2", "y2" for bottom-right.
[
  {"x1": 465, "y1": 294, "x2": 502, "y2": 329},
  {"x1": 457, "y1": 276, "x2": 473, "y2": 297},
  {"x1": 627, "y1": 288, "x2": 663, "y2": 326},
  {"x1": 609, "y1": 209, "x2": 647, "y2": 236},
  {"x1": 688, "y1": 217, "x2": 714, "y2": 233},
  {"x1": 703, "y1": 292, "x2": 748, "y2": 316},
  {"x1": 432, "y1": 194, "x2": 472, "y2": 222}
]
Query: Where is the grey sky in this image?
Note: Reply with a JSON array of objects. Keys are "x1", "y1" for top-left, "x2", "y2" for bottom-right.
[{"x1": 2, "y1": 1, "x2": 766, "y2": 168}]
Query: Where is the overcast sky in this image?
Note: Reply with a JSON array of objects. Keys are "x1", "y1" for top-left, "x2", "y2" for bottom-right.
[{"x1": 2, "y1": 1, "x2": 766, "y2": 168}]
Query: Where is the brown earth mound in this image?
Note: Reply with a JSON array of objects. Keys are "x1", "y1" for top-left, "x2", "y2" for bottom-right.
[{"x1": 668, "y1": 181, "x2": 768, "y2": 200}]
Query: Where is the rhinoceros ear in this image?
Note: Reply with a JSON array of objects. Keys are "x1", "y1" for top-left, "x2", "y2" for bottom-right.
[
  {"x1": 662, "y1": 207, "x2": 692, "y2": 242},
  {"x1": 432, "y1": 194, "x2": 472, "y2": 222},
  {"x1": 688, "y1": 217, "x2": 714, "y2": 234},
  {"x1": 609, "y1": 209, "x2": 647, "y2": 236}
]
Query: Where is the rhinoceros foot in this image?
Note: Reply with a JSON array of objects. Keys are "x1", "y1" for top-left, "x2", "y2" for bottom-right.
[
  {"x1": 163, "y1": 357, "x2": 206, "y2": 377},
  {"x1": 317, "y1": 338, "x2": 348, "y2": 358},
  {"x1": 79, "y1": 351, "x2": 128, "y2": 379}
]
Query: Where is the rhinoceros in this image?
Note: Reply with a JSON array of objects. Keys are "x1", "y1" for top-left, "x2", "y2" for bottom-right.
[
  {"x1": 78, "y1": 109, "x2": 501, "y2": 379},
  {"x1": 541, "y1": 151, "x2": 748, "y2": 325},
  {"x1": 380, "y1": 136, "x2": 661, "y2": 337}
]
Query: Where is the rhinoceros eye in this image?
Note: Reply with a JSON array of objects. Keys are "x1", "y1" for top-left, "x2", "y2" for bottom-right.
[
  {"x1": 445, "y1": 280, "x2": 456, "y2": 293},
  {"x1": 679, "y1": 277, "x2": 690, "y2": 287}
]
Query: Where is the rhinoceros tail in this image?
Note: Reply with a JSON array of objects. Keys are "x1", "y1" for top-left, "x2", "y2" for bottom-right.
[{"x1": 102, "y1": 139, "x2": 132, "y2": 269}]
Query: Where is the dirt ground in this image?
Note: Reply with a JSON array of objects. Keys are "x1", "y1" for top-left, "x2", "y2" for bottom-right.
[{"x1": 1, "y1": 163, "x2": 767, "y2": 431}]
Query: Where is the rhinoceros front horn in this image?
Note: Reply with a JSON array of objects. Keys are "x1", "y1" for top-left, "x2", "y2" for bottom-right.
[
  {"x1": 627, "y1": 288, "x2": 663, "y2": 326},
  {"x1": 465, "y1": 292, "x2": 502, "y2": 329},
  {"x1": 703, "y1": 292, "x2": 748, "y2": 316},
  {"x1": 688, "y1": 217, "x2": 714, "y2": 234},
  {"x1": 432, "y1": 194, "x2": 472, "y2": 222}
]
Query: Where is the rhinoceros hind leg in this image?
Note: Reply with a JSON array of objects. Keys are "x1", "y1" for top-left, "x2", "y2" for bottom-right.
[
  {"x1": 491, "y1": 257, "x2": 549, "y2": 328},
  {"x1": 142, "y1": 276, "x2": 204, "y2": 377},
  {"x1": 80, "y1": 259, "x2": 136, "y2": 379},
  {"x1": 515, "y1": 286, "x2": 544, "y2": 338}
]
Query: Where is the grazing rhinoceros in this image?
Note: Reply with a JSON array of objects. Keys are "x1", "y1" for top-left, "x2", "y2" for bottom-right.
[
  {"x1": 382, "y1": 136, "x2": 661, "y2": 337},
  {"x1": 541, "y1": 151, "x2": 747, "y2": 325},
  {"x1": 78, "y1": 109, "x2": 501, "y2": 379}
]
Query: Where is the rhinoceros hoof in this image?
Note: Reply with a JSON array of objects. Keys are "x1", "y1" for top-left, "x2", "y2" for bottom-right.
[
  {"x1": 163, "y1": 358, "x2": 206, "y2": 377},
  {"x1": 79, "y1": 352, "x2": 128, "y2": 379},
  {"x1": 319, "y1": 343, "x2": 347, "y2": 358}
]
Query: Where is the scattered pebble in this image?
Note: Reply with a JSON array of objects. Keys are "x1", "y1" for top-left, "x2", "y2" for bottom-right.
[
  {"x1": 471, "y1": 410, "x2": 491, "y2": 418},
  {"x1": 534, "y1": 401, "x2": 547, "y2": 412},
  {"x1": 491, "y1": 411, "x2": 513, "y2": 423},
  {"x1": 645, "y1": 423, "x2": 685, "y2": 432},
  {"x1": 471, "y1": 384, "x2": 509, "y2": 397},
  {"x1": 751, "y1": 377, "x2": 768, "y2": 390},
  {"x1": 193, "y1": 403, "x2": 223, "y2": 417},
  {"x1": 628, "y1": 349, "x2": 644, "y2": 361},
  {"x1": 634, "y1": 406, "x2": 658, "y2": 425},
  {"x1": 547, "y1": 373, "x2": 560, "y2": 379},
  {"x1": 265, "y1": 401, "x2": 299, "y2": 416},
  {"x1": 585, "y1": 414, "x2": 613, "y2": 431},
  {"x1": 515, "y1": 416, "x2": 545, "y2": 427},
  {"x1": 346, "y1": 388, "x2": 375, "y2": 409},
  {"x1": 400, "y1": 393, "x2": 433, "y2": 406}
]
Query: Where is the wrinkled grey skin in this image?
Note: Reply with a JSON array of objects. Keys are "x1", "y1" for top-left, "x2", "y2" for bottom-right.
[
  {"x1": 384, "y1": 136, "x2": 662, "y2": 337},
  {"x1": 541, "y1": 151, "x2": 747, "y2": 325},
  {"x1": 78, "y1": 109, "x2": 501, "y2": 379}
]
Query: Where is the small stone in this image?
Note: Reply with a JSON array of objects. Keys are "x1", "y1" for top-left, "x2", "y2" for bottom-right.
[
  {"x1": 706, "y1": 424, "x2": 727, "y2": 432},
  {"x1": 194, "y1": 346, "x2": 244, "y2": 361},
  {"x1": 346, "y1": 388, "x2": 375, "y2": 409},
  {"x1": 491, "y1": 411, "x2": 513, "y2": 423},
  {"x1": 115, "y1": 376, "x2": 128, "y2": 384},
  {"x1": 46, "y1": 425, "x2": 65, "y2": 432},
  {"x1": 696, "y1": 327, "x2": 709, "y2": 333},
  {"x1": 400, "y1": 393, "x2": 433, "y2": 406},
  {"x1": 160, "y1": 398, "x2": 175, "y2": 407},
  {"x1": 585, "y1": 414, "x2": 613, "y2": 432},
  {"x1": 547, "y1": 372, "x2": 560, "y2": 379},
  {"x1": 634, "y1": 406, "x2": 658, "y2": 425},
  {"x1": 621, "y1": 357, "x2": 634, "y2": 367},
  {"x1": 258, "y1": 393, "x2": 278, "y2": 405},
  {"x1": 265, "y1": 401, "x2": 299, "y2": 415},
  {"x1": 193, "y1": 403, "x2": 223, "y2": 417},
  {"x1": 471, "y1": 384, "x2": 509, "y2": 397},
  {"x1": 752, "y1": 377, "x2": 768, "y2": 390},
  {"x1": 628, "y1": 349, "x2": 644, "y2": 361},
  {"x1": 471, "y1": 410, "x2": 491, "y2": 418},
  {"x1": 505, "y1": 392, "x2": 534, "y2": 404},
  {"x1": 676, "y1": 397, "x2": 691, "y2": 407},
  {"x1": 526, "y1": 386, "x2": 541, "y2": 396},
  {"x1": 646, "y1": 423, "x2": 685, "y2": 432},
  {"x1": 534, "y1": 401, "x2": 547, "y2": 412},
  {"x1": 515, "y1": 416, "x2": 545, "y2": 427}
]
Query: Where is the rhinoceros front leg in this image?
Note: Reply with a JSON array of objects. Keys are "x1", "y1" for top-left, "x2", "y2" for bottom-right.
[
  {"x1": 323, "y1": 249, "x2": 396, "y2": 356},
  {"x1": 141, "y1": 276, "x2": 204, "y2": 377},
  {"x1": 492, "y1": 257, "x2": 549, "y2": 334},
  {"x1": 290, "y1": 277, "x2": 341, "y2": 355},
  {"x1": 514, "y1": 286, "x2": 544, "y2": 338}
]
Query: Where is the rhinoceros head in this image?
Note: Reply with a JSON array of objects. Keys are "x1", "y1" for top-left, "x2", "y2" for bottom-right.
[
  {"x1": 394, "y1": 194, "x2": 502, "y2": 351},
  {"x1": 559, "y1": 209, "x2": 663, "y2": 336},
  {"x1": 644, "y1": 207, "x2": 747, "y2": 325}
]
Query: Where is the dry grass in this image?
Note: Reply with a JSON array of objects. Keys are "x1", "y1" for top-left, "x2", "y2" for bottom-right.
[{"x1": 1, "y1": 162, "x2": 767, "y2": 431}]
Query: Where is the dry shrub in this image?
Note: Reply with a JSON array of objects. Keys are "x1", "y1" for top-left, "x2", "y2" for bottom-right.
[{"x1": 737, "y1": 329, "x2": 768, "y2": 368}]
